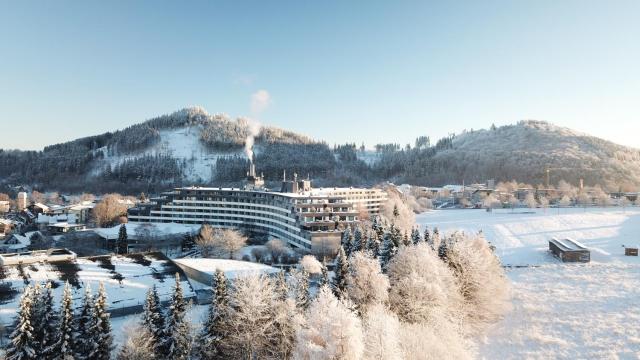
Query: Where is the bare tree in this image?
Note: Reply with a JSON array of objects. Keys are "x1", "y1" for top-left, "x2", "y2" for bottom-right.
[
  {"x1": 93, "y1": 193, "x2": 129, "y2": 227},
  {"x1": 196, "y1": 226, "x2": 247, "y2": 259}
]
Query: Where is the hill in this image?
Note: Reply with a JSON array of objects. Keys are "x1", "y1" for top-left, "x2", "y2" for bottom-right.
[
  {"x1": 379, "y1": 120, "x2": 640, "y2": 190},
  {"x1": 1, "y1": 110, "x2": 639, "y2": 194}
]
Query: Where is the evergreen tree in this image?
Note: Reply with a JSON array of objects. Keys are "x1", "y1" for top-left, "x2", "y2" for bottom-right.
[
  {"x1": 411, "y1": 228, "x2": 422, "y2": 245},
  {"x1": 35, "y1": 282, "x2": 58, "y2": 360},
  {"x1": 378, "y1": 229, "x2": 397, "y2": 272},
  {"x1": 6, "y1": 286, "x2": 37, "y2": 360},
  {"x1": 320, "y1": 264, "x2": 330, "y2": 288},
  {"x1": 341, "y1": 228, "x2": 354, "y2": 258},
  {"x1": 438, "y1": 236, "x2": 449, "y2": 262},
  {"x1": 432, "y1": 227, "x2": 442, "y2": 252},
  {"x1": 94, "y1": 282, "x2": 113, "y2": 360},
  {"x1": 163, "y1": 274, "x2": 191, "y2": 360},
  {"x1": 392, "y1": 204, "x2": 400, "y2": 219},
  {"x1": 424, "y1": 227, "x2": 431, "y2": 246},
  {"x1": 365, "y1": 231, "x2": 380, "y2": 257},
  {"x1": 181, "y1": 232, "x2": 195, "y2": 252},
  {"x1": 351, "y1": 227, "x2": 363, "y2": 254},
  {"x1": 372, "y1": 216, "x2": 385, "y2": 239},
  {"x1": 331, "y1": 246, "x2": 349, "y2": 298},
  {"x1": 141, "y1": 285, "x2": 165, "y2": 355},
  {"x1": 117, "y1": 224, "x2": 128, "y2": 255},
  {"x1": 294, "y1": 270, "x2": 310, "y2": 310},
  {"x1": 402, "y1": 231, "x2": 411, "y2": 247},
  {"x1": 49, "y1": 282, "x2": 75, "y2": 360},
  {"x1": 197, "y1": 269, "x2": 229, "y2": 359},
  {"x1": 29, "y1": 284, "x2": 44, "y2": 356},
  {"x1": 75, "y1": 285, "x2": 99, "y2": 360}
]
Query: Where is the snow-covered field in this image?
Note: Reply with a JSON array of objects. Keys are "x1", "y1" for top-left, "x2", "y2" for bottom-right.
[
  {"x1": 416, "y1": 207, "x2": 640, "y2": 359},
  {"x1": 0, "y1": 253, "x2": 195, "y2": 327}
]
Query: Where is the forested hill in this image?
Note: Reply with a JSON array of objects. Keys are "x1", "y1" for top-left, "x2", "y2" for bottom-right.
[{"x1": 1, "y1": 109, "x2": 639, "y2": 194}]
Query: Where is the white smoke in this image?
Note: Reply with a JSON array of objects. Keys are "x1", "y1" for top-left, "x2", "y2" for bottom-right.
[
  {"x1": 245, "y1": 90, "x2": 271, "y2": 161},
  {"x1": 244, "y1": 118, "x2": 262, "y2": 161}
]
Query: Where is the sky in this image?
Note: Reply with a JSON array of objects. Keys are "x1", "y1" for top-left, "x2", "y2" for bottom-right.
[{"x1": 1, "y1": 0, "x2": 639, "y2": 150}]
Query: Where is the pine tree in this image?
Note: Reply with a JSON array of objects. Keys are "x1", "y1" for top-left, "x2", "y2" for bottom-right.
[
  {"x1": 197, "y1": 269, "x2": 229, "y2": 359},
  {"x1": 320, "y1": 264, "x2": 330, "y2": 288},
  {"x1": 392, "y1": 204, "x2": 400, "y2": 219},
  {"x1": 75, "y1": 285, "x2": 99, "y2": 360},
  {"x1": 29, "y1": 284, "x2": 44, "y2": 356},
  {"x1": 411, "y1": 228, "x2": 422, "y2": 245},
  {"x1": 351, "y1": 227, "x2": 363, "y2": 254},
  {"x1": 342, "y1": 228, "x2": 354, "y2": 258},
  {"x1": 163, "y1": 274, "x2": 191, "y2": 360},
  {"x1": 424, "y1": 227, "x2": 431, "y2": 246},
  {"x1": 332, "y1": 246, "x2": 349, "y2": 298},
  {"x1": 141, "y1": 285, "x2": 165, "y2": 355},
  {"x1": 117, "y1": 224, "x2": 128, "y2": 255},
  {"x1": 181, "y1": 232, "x2": 195, "y2": 252},
  {"x1": 94, "y1": 282, "x2": 113, "y2": 360},
  {"x1": 35, "y1": 282, "x2": 58, "y2": 360},
  {"x1": 294, "y1": 270, "x2": 310, "y2": 310},
  {"x1": 438, "y1": 236, "x2": 449, "y2": 262},
  {"x1": 432, "y1": 227, "x2": 442, "y2": 252},
  {"x1": 402, "y1": 231, "x2": 411, "y2": 247},
  {"x1": 6, "y1": 286, "x2": 37, "y2": 360},
  {"x1": 49, "y1": 281, "x2": 75, "y2": 360},
  {"x1": 365, "y1": 231, "x2": 380, "y2": 257},
  {"x1": 378, "y1": 229, "x2": 397, "y2": 272}
]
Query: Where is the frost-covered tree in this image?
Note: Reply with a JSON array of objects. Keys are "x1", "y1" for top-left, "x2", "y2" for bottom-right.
[
  {"x1": 94, "y1": 282, "x2": 113, "y2": 360},
  {"x1": 332, "y1": 246, "x2": 349, "y2": 298},
  {"x1": 294, "y1": 286, "x2": 364, "y2": 360},
  {"x1": 196, "y1": 269, "x2": 229, "y2": 359},
  {"x1": 365, "y1": 231, "x2": 380, "y2": 257},
  {"x1": 141, "y1": 285, "x2": 165, "y2": 354},
  {"x1": 399, "y1": 319, "x2": 472, "y2": 360},
  {"x1": 49, "y1": 282, "x2": 75, "y2": 360},
  {"x1": 346, "y1": 252, "x2": 389, "y2": 313},
  {"x1": 378, "y1": 230, "x2": 397, "y2": 272},
  {"x1": 196, "y1": 226, "x2": 247, "y2": 259},
  {"x1": 34, "y1": 282, "x2": 58, "y2": 360},
  {"x1": 116, "y1": 325, "x2": 154, "y2": 360},
  {"x1": 162, "y1": 274, "x2": 191, "y2": 360},
  {"x1": 6, "y1": 286, "x2": 37, "y2": 360},
  {"x1": 319, "y1": 263, "x2": 330, "y2": 288},
  {"x1": 75, "y1": 285, "x2": 99, "y2": 360},
  {"x1": 289, "y1": 269, "x2": 310, "y2": 310},
  {"x1": 362, "y1": 304, "x2": 402, "y2": 360},
  {"x1": 411, "y1": 228, "x2": 422, "y2": 245},
  {"x1": 524, "y1": 193, "x2": 538, "y2": 209},
  {"x1": 117, "y1": 224, "x2": 128, "y2": 255},
  {"x1": 225, "y1": 275, "x2": 279, "y2": 359},
  {"x1": 351, "y1": 227, "x2": 364, "y2": 253},
  {"x1": 423, "y1": 227, "x2": 431, "y2": 245},
  {"x1": 342, "y1": 228, "x2": 354, "y2": 257},
  {"x1": 387, "y1": 243, "x2": 461, "y2": 324},
  {"x1": 438, "y1": 236, "x2": 449, "y2": 262},
  {"x1": 269, "y1": 297, "x2": 300, "y2": 359},
  {"x1": 446, "y1": 233, "x2": 511, "y2": 333},
  {"x1": 299, "y1": 255, "x2": 322, "y2": 275}
]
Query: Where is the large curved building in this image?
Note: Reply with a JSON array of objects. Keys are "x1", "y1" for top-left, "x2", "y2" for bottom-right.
[{"x1": 128, "y1": 165, "x2": 387, "y2": 254}]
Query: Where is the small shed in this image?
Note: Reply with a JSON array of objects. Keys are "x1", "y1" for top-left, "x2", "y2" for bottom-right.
[
  {"x1": 625, "y1": 247, "x2": 638, "y2": 256},
  {"x1": 549, "y1": 238, "x2": 590, "y2": 263}
]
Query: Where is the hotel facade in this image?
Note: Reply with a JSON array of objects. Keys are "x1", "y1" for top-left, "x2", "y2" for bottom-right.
[{"x1": 128, "y1": 165, "x2": 387, "y2": 254}]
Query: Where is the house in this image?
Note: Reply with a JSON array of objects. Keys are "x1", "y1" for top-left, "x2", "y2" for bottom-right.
[
  {"x1": 0, "y1": 234, "x2": 31, "y2": 254},
  {"x1": 47, "y1": 222, "x2": 87, "y2": 234},
  {"x1": 549, "y1": 238, "x2": 590, "y2": 263}
]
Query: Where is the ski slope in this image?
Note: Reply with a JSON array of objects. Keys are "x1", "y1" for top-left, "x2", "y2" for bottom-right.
[{"x1": 416, "y1": 207, "x2": 640, "y2": 359}]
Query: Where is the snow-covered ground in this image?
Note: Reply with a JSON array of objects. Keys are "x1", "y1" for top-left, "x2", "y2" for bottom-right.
[
  {"x1": 416, "y1": 207, "x2": 640, "y2": 359},
  {"x1": 0, "y1": 253, "x2": 195, "y2": 327}
]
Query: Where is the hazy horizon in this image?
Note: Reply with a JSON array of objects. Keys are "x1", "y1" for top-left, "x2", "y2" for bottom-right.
[{"x1": 1, "y1": 0, "x2": 639, "y2": 150}]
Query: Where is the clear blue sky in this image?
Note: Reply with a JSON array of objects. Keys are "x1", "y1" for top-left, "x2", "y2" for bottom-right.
[{"x1": 1, "y1": 0, "x2": 639, "y2": 150}]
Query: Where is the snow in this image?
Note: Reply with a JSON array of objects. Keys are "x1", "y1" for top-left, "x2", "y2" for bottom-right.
[
  {"x1": 92, "y1": 126, "x2": 246, "y2": 182},
  {"x1": 173, "y1": 258, "x2": 279, "y2": 280},
  {"x1": 92, "y1": 222, "x2": 199, "y2": 240},
  {"x1": 0, "y1": 253, "x2": 195, "y2": 327},
  {"x1": 416, "y1": 207, "x2": 640, "y2": 358}
]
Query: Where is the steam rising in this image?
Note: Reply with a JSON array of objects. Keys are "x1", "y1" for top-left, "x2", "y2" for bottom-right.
[{"x1": 245, "y1": 90, "x2": 271, "y2": 161}]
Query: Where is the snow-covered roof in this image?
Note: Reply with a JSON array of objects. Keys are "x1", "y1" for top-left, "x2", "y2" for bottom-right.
[
  {"x1": 1, "y1": 234, "x2": 30, "y2": 250},
  {"x1": 93, "y1": 222, "x2": 198, "y2": 240},
  {"x1": 173, "y1": 258, "x2": 279, "y2": 279}
]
